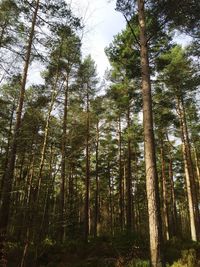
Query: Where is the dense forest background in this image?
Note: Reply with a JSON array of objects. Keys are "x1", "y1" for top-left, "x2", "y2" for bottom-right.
[{"x1": 0, "y1": 0, "x2": 200, "y2": 266}]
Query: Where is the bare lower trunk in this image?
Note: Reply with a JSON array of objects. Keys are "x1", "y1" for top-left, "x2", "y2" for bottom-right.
[
  {"x1": 193, "y1": 146, "x2": 200, "y2": 192},
  {"x1": 160, "y1": 143, "x2": 169, "y2": 240},
  {"x1": 60, "y1": 74, "x2": 69, "y2": 242},
  {"x1": 108, "y1": 163, "x2": 114, "y2": 236},
  {"x1": 137, "y1": 0, "x2": 164, "y2": 266},
  {"x1": 118, "y1": 117, "x2": 124, "y2": 231},
  {"x1": 94, "y1": 121, "x2": 100, "y2": 237},
  {"x1": 168, "y1": 154, "x2": 178, "y2": 237},
  {"x1": 84, "y1": 89, "x2": 90, "y2": 242},
  {"x1": 182, "y1": 143, "x2": 196, "y2": 238},
  {"x1": 176, "y1": 96, "x2": 199, "y2": 241},
  {"x1": 35, "y1": 41, "x2": 63, "y2": 202},
  {"x1": 0, "y1": 101, "x2": 15, "y2": 201},
  {"x1": 20, "y1": 229, "x2": 30, "y2": 267},
  {"x1": 126, "y1": 106, "x2": 132, "y2": 232},
  {"x1": 35, "y1": 76, "x2": 60, "y2": 201}
]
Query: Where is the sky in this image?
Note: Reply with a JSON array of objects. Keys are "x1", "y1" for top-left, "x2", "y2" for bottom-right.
[
  {"x1": 70, "y1": 0, "x2": 192, "y2": 77},
  {"x1": 29, "y1": 0, "x2": 125, "y2": 85},
  {"x1": 70, "y1": 0, "x2": 126, "y2": 77},
  {"x1": 29, "y1": 0, "x2": 191, "y2": 84}
]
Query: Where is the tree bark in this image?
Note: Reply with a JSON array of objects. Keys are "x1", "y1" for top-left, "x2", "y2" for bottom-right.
[
  {"x1": 59, "y1": 73, "x2": 69, "y2": 242},
  {"x1": 168, "y1": 153, "x2": 178, "y2": 237},
  {"x1": 35, "y1": 72, "x2": 60, "y2": 201},
  {"x1": 160, "y1": 141, "x2": 169, "y2": 240},
  {"x1": 108, "y1": 162, "x2": 114, "y2": 236},
  {"x1": 118, "y1": 116, "x2": 124, "y2": 231},
  {"x1": 84, "y1": 87, "x2": 90, "y2": 242},
  {"x1": 94, "y1": 121, "x2": 100, "y2": 237},
  {"x1": 0, "y1": 101, "x2": 15, "y2": 201},
  {"x1": 126, "y1": 105, "x2": 132, "y2": 232},
  {"x1": 137, "y1": 0, "x2": 164, "y2": 266},
  {"x1": 193, "y1": 145, "x2": 200, "y2": 192},
  {"x1": 176, "y1": 96, "x2": 199, "y2": 241},
  {"x1": 0, "y1": 1, "x2": 40, "y2": 265},
  {"x1": 20, "y1": 229, "x2": 30, "y2": 267}
]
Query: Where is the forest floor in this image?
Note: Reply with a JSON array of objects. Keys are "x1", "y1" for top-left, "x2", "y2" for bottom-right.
[{"x1": 7, "y1": 235, "x2": 200, "y2": 267}]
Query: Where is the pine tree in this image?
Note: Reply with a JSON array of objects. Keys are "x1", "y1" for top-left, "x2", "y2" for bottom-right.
[{"x1": 0, "y1": 1, "x2": 40, "y2": 265}]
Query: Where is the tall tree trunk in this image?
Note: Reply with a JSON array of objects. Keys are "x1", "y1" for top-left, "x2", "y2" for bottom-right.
[
  {"x1": 133, "y1": 145, "x2": 140, "y2": 234},
  {"x1": 118, "y1": 116, "x2": 124, "y2": 231},
  {"x1": 20, "y1": 153, "x2": 35, "y2": 241},
  {"x1": 0, "y1": 1, "x2": 40, "y2": 265},
  {"x1": 84, "y1": 88, "x2": 90, "y2": 242},
  {"x1": 176, "y1": 96, "x2": 199, "y2": 241},
  {"x1": 31, "y1": 60, "x2": 62, "y2": 260},
  {"x1": 34, "y1": 40, "x2": 63, "y2": 203},
  {"x1": 94, "y1": 121, "x2": 100, "y2": 237},
  {"x1": 35, "y1": 71, "x2": 60, "y2": 201},
  {"x1": 59, "y1": 73, "x2": 69, "y2": 242},
  {"x1": 68, "y1": 166, "x2": 75, "y2": 237},
  {"x1": 108, "y1": 162, "x2": 114, "y2": 236},
  {"x1": 168, "y1": 153, "x2": 178, "y2": 237},
  {"x1": 137, "y1": 0, "x2": 164, "y2": 266},
  {"x1": 160, "y1": 141, "x2": 169, "y2": 240},
  {"x1": 193, "y1": 145, "x2": 200, "y2": 192},
  {"x1": 0, "y1": 101, "x2": 15, "y2": 201},
  {"x1": 44, "y1": 144, "x2": 55, "y2": 237},
  {"x1": 20, "y1": 229, "x2": 30, "y2": 267},
  {"x1": 126, "y1": 105, "x2": 132, "y2": 232}
]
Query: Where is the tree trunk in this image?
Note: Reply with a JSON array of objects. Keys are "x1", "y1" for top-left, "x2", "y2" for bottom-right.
[
  {"x1": 160, "y1": 141, "x2": 169, "y2": 240},
  {"x1": 17, "y1": 151, "x2": 35, "y2": 245},
  {"x1": 168, "y1": 153, "x2": 178, "y2": 237},
  {"x1": 108, "y1": 162, "x2": 114, "y2": 236},
  {"x1": 94, "y1": 121, "x2": 100, "y2": 237},
  {"x1": 84, "y1": 88, "x2": 90, "y2": 242},
  {"x1": 35, "y1": 73, "x2": 60, "y2": 201},
  {"x1": 137, "y1": 0, "x2": 164, "y2": 266},
  {"x1": 118, "y1": 116, "x2": 124, "y2": 231},
  {"x1": 193, "y1": 145, "x2": 200, "y2": 192},
  {"x1": 60, "y1": 73, "x2": 69, "y2": 242},
  {"x1": 20, "y1": 229, "x2": 30, "y2": 267},
  {"x1": 68, "y1": 166, "x2": 75, "y2": 237},
  {"x1": 176, "y1": 96, "x2": 199, "y2": 241},
  {"x1": 126, "y1": 105, "x2": 132, "y2": 232},
  {"x1": 0, "y1": 101, "x2": 15, "y2": 201},
  {"x1": 0, "y1": 1, "x2": 40, "y2": 265}
]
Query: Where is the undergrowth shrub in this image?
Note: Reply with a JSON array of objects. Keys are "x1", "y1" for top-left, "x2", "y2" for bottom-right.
[
  {"x1": 169, "y1": 249, "x2": 200, "y2": 267},
  {"x1": 126, "y1": 259, "x2": 150, "y2": 267}
]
